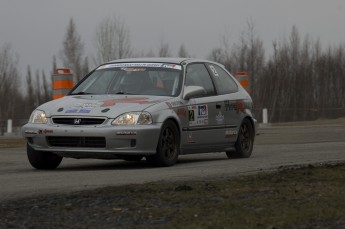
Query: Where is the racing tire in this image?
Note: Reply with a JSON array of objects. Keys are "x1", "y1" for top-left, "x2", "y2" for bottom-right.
[
  {"x1": 27, "y1": 143, "x2": 63, "y2": 170},
  {"x1": 146, "y1": 120, "x2": 179, "y2": 166},
  {"x1": 226, "y1": 118, "x2": 254, "y2": 159}
]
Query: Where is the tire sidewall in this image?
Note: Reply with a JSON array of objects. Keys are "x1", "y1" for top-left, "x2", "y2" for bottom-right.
[
  {"x1": 27, "y1": 143, "x2": 62, "y2": 169},
  {"x1": 234, "y1": 118, "x2": 254, "y2": 158},
  {"x1": 153, "y1": 120, "x2": 180, "y2": 166}
]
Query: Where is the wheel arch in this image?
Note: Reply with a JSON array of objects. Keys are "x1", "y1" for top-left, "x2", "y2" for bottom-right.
[
  {"x1": 163, "y1": 117, "x2": 181, "y2": 140},
  {"x1": 243, "y1": 115, "x2": 257, "y2": 136}
]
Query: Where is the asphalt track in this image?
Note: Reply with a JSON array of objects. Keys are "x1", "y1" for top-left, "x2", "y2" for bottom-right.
[{"x1": 1, "y1": 120, "x2": 345, "y2": 201}]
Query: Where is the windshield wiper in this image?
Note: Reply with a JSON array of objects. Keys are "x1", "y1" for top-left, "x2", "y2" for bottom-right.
[
  {"x1": 111, "y1": 91, "x2": 136, "y2": 95},
  {"x1": 70, "y1": 91, "x2": 93, "y2": 95}
]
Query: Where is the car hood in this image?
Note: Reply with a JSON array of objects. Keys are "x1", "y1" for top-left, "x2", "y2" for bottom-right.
[{"x1": 39, "y1": 95, "x2": 171, "y2": 118}]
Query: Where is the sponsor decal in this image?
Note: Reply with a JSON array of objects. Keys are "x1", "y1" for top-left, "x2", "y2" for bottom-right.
[
  {"x1": 80, "y1": 103, "x2": 98, "y2": 108},
  {"x1": 65, "y1": 103, "x2": 97, "y2": 113},
  {"x1": 188, "y1": 105, "x2": 208, "y2": 126},
  {"x1": 187, "y1": 133, "x2": 195, "y2": 143},
  {"x1": 176, "y1": 108, "x2": 187, "y2": 117},
  {"x1": 166, "y1": 102, "x2": 173, "y2": 108},
  {"x1": 161, "y1": 64, "x2": 179, "y2": 69},
  {"x1": 166, "y1": 101, "x2": 184, "y2": 108},
  {"x1": 78, "y1": 108, "x2": 91, "y2": 113},
  {"x1": 116, "y1": 131, "x2": 137, "y2": 136},
  {"x1": 101, "y1": 97, "x2": 161, "y2": 107},
  {"x1": 38, "y1": 129, "x2": 54, "y2": 134},
  {"x1": 69, "y1": 103, "x2": 98, "y2": 108},
  {"x1": 65, "y1": 108, "x2": 91, "y2": 113},
  {"x1": 65, "y1": 108, "x2": 79, "y2": 113},
  {"x1": 121, "y1": 68, "x2": 146, "y2": 72},
  {"x1": 209, "y1": 65, "x2": 219, "y2": 77},
  {"x1": 224, "y1": 100, "x2": 230, "y2": 110},
  {"x1": 224, "y1": 100, "x2": 246, "y2": 113},
  {"x1": 236, "y1": 100, "x2": 246, "y2": 113},
  {"x1": 24, "y1": 130, "x2": 39, "y2": 135},
  {"x1": 198, "y1": 105, "x2": 207, "y2": 116},
  {"x1": 216, "y1": 111, "x2": 224, "y2": 124},
  {"x1": 225, "y1": 129, "x2": 238, "y2": 138}
]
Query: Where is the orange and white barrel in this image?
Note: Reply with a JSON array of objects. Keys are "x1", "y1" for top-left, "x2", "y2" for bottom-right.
[
  {"x1": 235, "y1": 71, "x2": 250, "y2": 93},
  {"x1": 52, "y1": 68, "x2": 74, "y2": 100}
]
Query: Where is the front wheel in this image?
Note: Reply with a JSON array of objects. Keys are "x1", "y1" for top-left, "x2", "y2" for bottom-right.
[
  {"x1": 226, "y1": 118, "x2": 254, "y2": 159},
  {"x1": 27, "y1": 144, "x2": 62, "y2": 169},
  {"x1": 146, "y1": 120, "x2": 180, "y2": 166}
]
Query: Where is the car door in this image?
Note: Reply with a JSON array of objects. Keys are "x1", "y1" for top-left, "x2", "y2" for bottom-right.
[
  {"x1": 183, "y1": 63, "x2": 227, "y2": 152},
  {"x1": 205, "y1": 63, "x2": 242, "y2": 144}
]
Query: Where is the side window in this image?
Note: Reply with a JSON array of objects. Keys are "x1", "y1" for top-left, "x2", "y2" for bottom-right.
[
  {"x1": 207, "y1": 64, "x2": 238, "y2": 94},
  {"x1": 185, "y1": 63, "x2": 215, "y2": 96}
]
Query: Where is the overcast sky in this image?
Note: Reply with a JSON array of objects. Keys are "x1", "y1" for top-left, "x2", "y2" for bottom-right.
[{"x1": 1, "y1": 0, "x2": 345, "y2": 78}]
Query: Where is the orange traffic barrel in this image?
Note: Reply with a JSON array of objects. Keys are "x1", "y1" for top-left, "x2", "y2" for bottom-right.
[
  {"x1": 52, "y1": 68, "x2": 74, "y2": 100},
  {"x1": 235, "y1": 71, "x2": 250, "y2": 92}
]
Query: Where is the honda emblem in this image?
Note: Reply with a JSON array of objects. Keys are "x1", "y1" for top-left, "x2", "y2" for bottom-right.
[{"x1": 73, "y1": 118, "x2": 82, "y2": 125}]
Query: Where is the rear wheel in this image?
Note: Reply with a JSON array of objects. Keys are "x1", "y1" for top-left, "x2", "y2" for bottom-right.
[
  {"x1": 27, "y1": 144, "x2": 62, "y2": 169},
  {"x1": 226, "y1": 118, "x2": 254, "y2": 159},
  {"x1": 146, "y1": 120, "x2": 179, "y2": 166}
]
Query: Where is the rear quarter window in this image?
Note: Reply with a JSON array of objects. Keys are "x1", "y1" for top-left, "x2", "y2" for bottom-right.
[{"x1": 207, "y1": 64, "x2": 238, "y2": 94}]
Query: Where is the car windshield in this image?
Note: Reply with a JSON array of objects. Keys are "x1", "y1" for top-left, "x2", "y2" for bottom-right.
[{"x1": 70, "y1": 63, "x2": 183, "y2": 97}]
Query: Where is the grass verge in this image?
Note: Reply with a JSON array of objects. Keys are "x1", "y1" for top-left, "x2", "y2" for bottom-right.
[
  {"x1": 0, "y1": 138, "x2": 25, "y2": 148},
  {"x1": 1, "y1": 163, "x2": 345, "y2": 229}
]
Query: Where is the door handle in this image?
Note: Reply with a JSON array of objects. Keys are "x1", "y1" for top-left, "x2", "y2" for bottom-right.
[{"x1": 216, "y1": 104, "x2": 221, "y2": 109}]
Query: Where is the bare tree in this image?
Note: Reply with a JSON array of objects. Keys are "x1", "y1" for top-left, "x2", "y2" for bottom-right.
[
  {"x1": 244, "y1": 19, "x2": 265, "y2": 96},
  {"x1": 35, "y1": 69, "x2": 42, "y2": 105},
  {"x1": 207, "y1": 40, "x2": 234, "y2": 72},
  {"x1": 94, "y1": 15, "x2": 131, "y2": 65},
  {"x1": 25, "y1": 65, "x2": 35, "y2": 113},
  {"x1": 82, "y1": 57, "x2": 89, "y2": 76},
  {"x1": 178, "y1": 44, "x2": 189, "y2": 57},
  {"x1": 158, "y1": 38, "x2": 171, "y2": 57},
  {"x1": 59, "y1": 18, "x2": 87, "y2": 82},
  {"x1": 145, "y1": 49, "x2": 155, "y2": 57},
  {"x1": 41, "y1": 70, "x2": 51, "y2": 102},
  {"x1": 0, "y1": 44, "x2": 20, "y2": 124},
  {"x1": 52, "y1": 55, "x2": 57, "y2": 73}
]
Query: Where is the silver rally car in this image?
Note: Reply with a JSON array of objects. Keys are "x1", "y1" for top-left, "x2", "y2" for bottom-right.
[{"x1": 22, "y1": 58, "x2": 257, "y2": 169}]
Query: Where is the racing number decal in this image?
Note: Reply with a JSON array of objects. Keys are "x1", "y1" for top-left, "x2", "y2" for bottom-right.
[
  {"x1": 189, "y1": 110, "x2": 195, "y2": 121},
  {"x1": 188, "y1": 105, "x2": 208, "y2": 126}
]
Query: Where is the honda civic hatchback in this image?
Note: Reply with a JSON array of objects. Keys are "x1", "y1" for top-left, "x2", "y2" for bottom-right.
[{"x1": 22, "y1": 58, "x2": 257, "y2": 169}]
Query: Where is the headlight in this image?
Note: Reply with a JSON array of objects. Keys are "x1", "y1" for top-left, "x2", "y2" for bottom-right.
[
  {"x1": 112, "y1": 112, "x2": 153, "y2": 125},
  {"x1": 29, "y1": 110, "x2": 48, "y2": 124}
]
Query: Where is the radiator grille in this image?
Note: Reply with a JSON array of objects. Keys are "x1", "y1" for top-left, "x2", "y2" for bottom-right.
[
  {"x1": 52, "y1": 118, "x2": 106, "y2": 125},
  {"x1": 47, "y1": 136, "x2": 106, "y2": 148}
]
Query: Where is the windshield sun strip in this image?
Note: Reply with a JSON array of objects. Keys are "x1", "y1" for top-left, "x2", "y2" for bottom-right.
[{"x1": 97, "y1": 63, "x2": 182, "y2": 70}]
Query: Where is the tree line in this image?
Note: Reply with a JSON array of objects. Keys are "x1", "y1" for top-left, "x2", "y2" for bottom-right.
[
  {"x1": 1, "y1": 17, "x2": 345, "y2": 133},
  {"x1": 208, "y1": 23, "x2": 345, "y2": 122}
]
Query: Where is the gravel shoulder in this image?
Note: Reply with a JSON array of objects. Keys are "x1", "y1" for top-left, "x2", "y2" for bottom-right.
[{"x1": 1, "y1": 163, "x2": 345, "y2": 229}]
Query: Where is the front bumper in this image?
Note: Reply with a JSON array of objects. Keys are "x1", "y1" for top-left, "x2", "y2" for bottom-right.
[{"x1": 22, "y1": 123, "x2": 162, "y2": 159}]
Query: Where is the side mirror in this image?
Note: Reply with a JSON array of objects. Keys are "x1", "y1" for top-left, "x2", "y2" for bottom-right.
[{"x1": 183, "y1": 86, "x2": 206, "y2": 100}]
